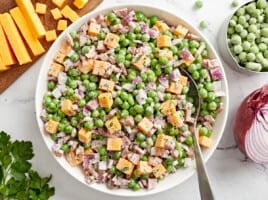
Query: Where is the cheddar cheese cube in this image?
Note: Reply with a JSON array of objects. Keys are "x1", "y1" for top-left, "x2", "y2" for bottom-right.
[
  {"x1": 136, "y1": 161, "x2": 153, "y2": 175},
  {"x1": 99, "y1": 79, "x2": 115, "y2": 92},
  {"x1": 166, "y1": 82, "x2": 182, "y2": 95},
  {"x1": 92, "y1": 60, "x2": 108, "y2": 76},
  {"x1": 155, "y1": 147, "x2": 164, "y2": 157},
  {"x1": 178, "y1": 75, "x2": 188, "y2": 86},
  {"x1": 104, "y1": 33, "x2": 119, "y2": 48},
  {"x1": 61, "y1": 99, "x2": 76, "y2": 116},
  {"x1": 45, "y1": 30, "x2": 57, "y2": 42},
  {"x1": 15, "y1": 0, "x2": 46, "y2": 38},
  {"x1": 10, "y1": 7, "x2": 45, "y2": 56},
  {"x1": 105, "y1": 117, "x2": 121, "y2": 134},
  {"x1": 160, "y1": 100, "x2": 176, "y2": 116},
  {"x1": 184, "y1": 53, "x2": 195, "y2": 66},
  {"x1": 45, "y1": 120, "x2": 59, "y2": 134},
  {"x1": 154, "y1": 21, "x2": 169, "y2": 32},
  {"x1": 155, "y1": 134, "x2": 173, "y2": 148},
  {"x1": 79, "y1": 58, "x2": 94, "y2": 74},
  {"x1": 48, "y1": 62, "x2": 64, "y2": 77},
  {"x1": 116, "y1": 158, "x2": 134, "y2": 175},
  {"x1": 98, "y1": 92, "x2": 113, "y2": 108},
  {"x1": 107, "y1": 138, "x2": 123, "y2": 151},
  {"x1": 157, "y1": 35, "x2": 171, "y2": 48},
  {"x1": 167, "y1": 111, "x2": 183, "y2": 127},
  {"x1": 138, "y1": 118, "x2": 153, "y2": 135},
  {"x1": 132, "y1": 55, "x2": 150, "y2": 71},
  {"x1": 52, "y1": 0, "x2": 66, "y2": 8},
  {"x1": 174, "y1": 24, "x2": 188, "y2": 38},
  {"x1": 152, "y1": 163, "x2": 166, "y2": 178},
  {"x1": 0, "y1": 13, "x2": 32, "y2": 65},
  {"x1": 61, "y1": 5, "x2": 79, "y2": 22},
  {"x1": 158, "y1": 49, "x2": 173, "y2": 60},
  {"x1": 78, "y1": 128, "x2": 92, "y2": 144},
  {"x1": 88, "y1": 22, "x2": 101, "y2": 36},
  {"x1": 84, "y1": 148, "x2": 93, "y2": 155},
  {"x1": 51, "y1": 8, "x2": 62, "y2": 20},
  {"x1": 57, "y1": 19, "x2": 68, "y2": 31},
  {"x1": 0, "y1": 24, "x2": 16, "y2": 66},
  {"x1": 66, "y1": 151, "x2": 82, "y2": 167},
  {"x1": 73, "y1": 0, "x2": 89, "y2": 9},
  {"x1": 35, "y1": 3, "x2": 47, "y2": 14},
  {"x1": 199, "y1": 136, "x2": 212, "y2": 148}
]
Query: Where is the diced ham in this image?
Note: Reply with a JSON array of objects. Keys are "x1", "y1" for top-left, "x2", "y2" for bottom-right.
[
  {"x1": 147, "y1": 179, "x2": 158, "y2": 190},
  {"x1": 171, "y1": 149, "x2": 179, "y2": 158},
  {"x1": 52, "y1": 144, "x2": 64, "y2": 157},
  {"x1": 68, "y1": 140, "x2": 78, "y2": 151},
  {"x1": 148, "y1": 156, "x2": 162, "y2": 167},
  {"x1": 120, "y1": 116, "x2": 135, "y2": 127},
  {"x1": 202, "y1": 59, "x2": 220, "y2": 69},
  {"x1": 204, "y1": 115, "x2": 215, "y2": 123},
  {"x1": 122, "y1": 136, "x2": 131, "y2": 148},
  {"x1": 186, "y1": 32, "x2": 200, "y2": 41},
  {"x1": 113, "y1": 8, "x2": 128, "y2": 18},
  {"x1": 86, "y1": 99, "x2": 99, "y2": 110},
  {"x1": 148, "y1": 27, "x2": 159, "y2": 39},
  {"x1": 91, "y1": 140, "x2": 107, "y2": 151},
  {"x1": 165, "y1": 139, "x2": 176, "y2": 150},
  {"x1": 95, "y1": 14, "x2": 105, "y2": 24},
  {"x1": 97, "y1": 41, "x2": 106, "y2": 52},
  {"x1": 132, "y1": 145, "x2": 146, "y2": 155},
  {"x1": 85, "y1": 46, "x2": 97, "y2": 58},
  {"x1": 127, "y1": 152, "x2": 141, "y2": 165},
  {"x1": 112, "y1": 176, "x2": 129, "y2": 188},
  {"x1": 203, "y1": 121, "x2": 213, "y2": 130}
]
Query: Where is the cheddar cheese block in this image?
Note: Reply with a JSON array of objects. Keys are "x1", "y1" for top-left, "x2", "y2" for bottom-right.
[
  {"x1": 10, "y1": 7, "x2": 45, "y2": 56},
  {"x1": 0, "y1": 23, "x2": 16, "y2": 66},
  {"x1": 0, "y1": 13, "x2": 31, "y2": 65},
  {"x1": 15, "y1": 0, "x2": 46, "y2": 38}
]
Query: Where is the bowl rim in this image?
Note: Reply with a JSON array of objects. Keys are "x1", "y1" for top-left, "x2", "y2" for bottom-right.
[
  {"x1": 222, "y1": 0, "x2": 268, "y2": 74},
  {"x1": 35, "y1": 3, "x2": 229, "y2": 197}
]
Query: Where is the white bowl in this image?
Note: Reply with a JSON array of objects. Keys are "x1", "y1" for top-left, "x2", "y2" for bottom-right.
[{"x1": 35, "y1": 4, "x2": 229, "y2": 197}]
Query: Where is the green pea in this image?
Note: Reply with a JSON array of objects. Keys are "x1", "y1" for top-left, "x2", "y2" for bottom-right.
[
  {"x1": 148, "y1": 90, "x2": 157, "y2": 98},
  {"x1": 64, "y1": 125, "x2": 73, "y2": 134},
  {"x1": 199, "y1": 88, "x2": 208, "y2": 98},
  {"x1": 120, "y1": 92, "x2": 129, "y2": 101},
  {"x1": 98, "y1": 32, "x2": 106, "y2": 40},
  {"x1": 134, "y1": 105, "x2": 144, "y2": 114},
  {"x1": 247, "y1": 53, "x2": 256, "y2": 61},
  {"x1": 69, "y1": 31, "x2": 77, "y2": 39},
  {"x1": 137, "y1": 133, "x2": 146, "y2": 141},
  {"x1": 48, "y1": 81, "x2": 56, "y2": 90},
  {"x1": 194, "y1": 0, "x2": 203, "y2": 9},
  {"x1": 150, "y1": 16, "x2": 158, "y2": 26},
  {"x1": 208, "y1": 101, "x2": 217, "y2": 111},
  {"x1": 95, "y1": 119, "x2": 104, "y2": 128},
  {"x1": 192, "y1": 71, "x2": 200, "y2": 80},
  {"x1": 121, "y1": 110, "x2": 129, "y2": 118},
  {"x1": 159, "y1": 56, "x2": 168, "y2": 65},
  {"x1": 135, "y1": 11, "x2": 145, "y2": 21},
  {"x1": 128, "y1": 179, "x2": 136, "y2": 189},
  {"x1": 61, "y1": 144, "x2": 70, "y2": 153},
  {"x1": 136, "y1": 82, "x2": 145, "y2": 89},
  {"x1": 98, "y1": 146, "x2": 107, "y2": 156},
  {"x1": 165, "y1": 93, "x2": 172, "y2": 100},
  {"x1": 140, "y1": 155, "x2": 148, "y2": 161},
  {"x1": 99, "y1": 110, "x2": 106, "y2": 118},
  {"x1": 185, "y1": 136, "x2": 194, "y2": 146},
  {"x1": 91, "y1": 110, "x2": 99, "y2": 118},
  {"x1": 200, "y1": 127, "x2": 209, "y2": 136},
  {"x1": 132, "y1": 183, "x2": 140, "y2": 191},
  {"x1": 205, "y1": 82, "x2": 214, "y2": 91},
  {"x1": 122, "y1": 101, "x2": 130, "y2": 110},
  {"x1": 135, "y1": 114, "x2": 143, "y2": 122},
  {"x1": 112, "y1": 18, "x2": 121, "y2": 25},
  {"x1": 199, "y1": 20, "x2": 208, "y2": 29},
  {"x1": 141, "y1": 34, "x2": 150, "y2": 42},
  {"x1": 165, "y1": 66, "x2": 173, "y2": 74},
  {"x1": 107, "y1": 12, "x2": 117, "y2": 21},
  {"x1": 113, "y1": 151, "x2": 121, "y2": 160}
]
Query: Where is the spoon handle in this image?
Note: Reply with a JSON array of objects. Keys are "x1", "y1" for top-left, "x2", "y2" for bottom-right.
[{"x1": 193, "y1": 129, "x2": 215, "y2": 200}]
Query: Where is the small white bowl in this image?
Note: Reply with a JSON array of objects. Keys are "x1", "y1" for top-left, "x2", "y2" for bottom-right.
[
  {"x1": 217, "y1": 0, "x2": 268, "y2": 75},
  {"x1": 35, "y1": 4, "x2": 229, "y2": 197}
]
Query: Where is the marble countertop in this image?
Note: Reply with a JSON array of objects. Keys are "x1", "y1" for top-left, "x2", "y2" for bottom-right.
[{"x1": 1, "y1": 0, "x2": 268, "y2": 199}]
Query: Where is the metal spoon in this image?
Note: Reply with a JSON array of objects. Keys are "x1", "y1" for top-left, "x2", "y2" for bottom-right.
[{"x1": 180, "y1": 68, "x2": 215, "y2": 200}]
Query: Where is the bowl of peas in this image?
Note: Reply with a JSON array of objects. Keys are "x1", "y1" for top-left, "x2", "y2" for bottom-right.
[
  {"x1": 219, "y1": 0, "x2": 268, "y2": 73},
  {"x1": 35, "y1": 4, "x2": 229, "y2": 196}
]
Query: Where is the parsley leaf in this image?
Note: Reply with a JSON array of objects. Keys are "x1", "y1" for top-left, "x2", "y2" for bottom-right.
[{"x1": 0, "y1": 131, "x2": 55, "y2": 200}]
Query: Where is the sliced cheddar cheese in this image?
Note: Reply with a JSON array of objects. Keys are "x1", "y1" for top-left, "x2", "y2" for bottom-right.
[
  {"x1": 10, "y1": 7, "x2": 45, "y2": 56},
  {"x1": 15, "y1": 0, "x2": 46, "y2": 38},
  {"x1": 0, "y1": 13, "x2": 31, "y2": 65},
  {"x1": 0, "y1": 24, "x2": 16, "y2": 66},
  {"x1": 0, "y1": 55, "x2": 9, "y2": 72},
  {"x1": 61, "y1": 5, "x2": 79, "y2": 23}
]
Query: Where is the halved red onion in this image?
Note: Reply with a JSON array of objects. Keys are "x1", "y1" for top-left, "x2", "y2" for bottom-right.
[{"x1": 234, "y1": 85, "x2": 268, "y2": 164}]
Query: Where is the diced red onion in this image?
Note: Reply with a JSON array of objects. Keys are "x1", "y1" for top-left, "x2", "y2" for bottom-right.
[
  {"x1": 136, "y1": 89, "x2": 147, "y2": 105},
  {"x1": 141, "y1": 23, "x2": 149, "y2": 33},
  {"x1": 122, "y1": 83, "x2": 135, "y2": 92},
  {"x1": 171, "y1": 38, "x2": 182, "y2": 45},
  {"x1": 58, "y1": 72, "x2": 67, "y2": 85},
  {"x1": 170, "y1": 69, "x2": 180, "y2": 81},
  {"x1": 52, "y1": 88, "x2": 62, "y2": 99},
  {"x1": 158, "y1": 75, "x2": 169, "y2": 88},
  {"x1": 210, "y1": 68, "x2": 223, "y2": 80},
  {"x1": 148, "y1": 27, "x2": 159, "y2": 39},
  {"x1": 132, "y1": 76, "x2": 142, "y2": 84},
  {"x1": 181, "y1": 48, "x2": 191, "y2": 59}
]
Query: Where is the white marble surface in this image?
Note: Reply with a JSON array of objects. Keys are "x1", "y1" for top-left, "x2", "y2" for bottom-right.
[{"x1": 1, "y1": 0, "x2": 268, "y2": 199}]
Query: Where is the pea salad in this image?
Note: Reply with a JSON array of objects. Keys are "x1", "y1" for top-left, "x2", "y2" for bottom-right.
[{"x1": 41, "y1": 8, "x2": 225, "y2": 190}]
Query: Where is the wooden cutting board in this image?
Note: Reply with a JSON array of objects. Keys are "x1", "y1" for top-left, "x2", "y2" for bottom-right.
[{"x1": 0, "y1": 0, "x2": 103, "y2": 94}]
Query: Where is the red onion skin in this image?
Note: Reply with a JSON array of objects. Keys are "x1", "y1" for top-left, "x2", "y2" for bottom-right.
[{"x1": 234, "y1": 84, "x2": 268, "y2": 155}]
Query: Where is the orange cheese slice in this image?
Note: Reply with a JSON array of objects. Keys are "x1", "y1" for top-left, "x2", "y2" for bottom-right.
[
  {"x1": 0, "y1": 55, "x2": 9, "y2": 72},
  {"x1": 10, "y1": 7, "x2": 45, "y2": 56},
  {"x1": 15, "y1": 0, "x2": 46, "y2": 38},
  {"x1": 0, "y1": 13, "x2": 32, "y2": 65},
  {"x1": 0, "y1": 23, "x2": 16, "y2": 66}
]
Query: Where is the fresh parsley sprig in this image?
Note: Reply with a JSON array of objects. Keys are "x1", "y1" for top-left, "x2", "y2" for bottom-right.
[{"x1": 0, "y1": 131, "x2": 55, "y2": 200}]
